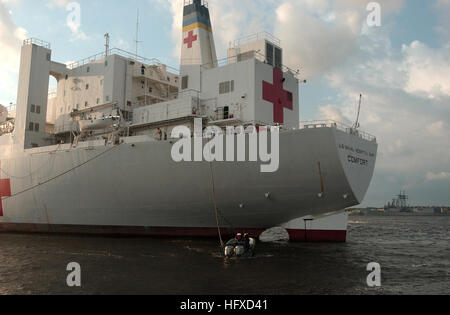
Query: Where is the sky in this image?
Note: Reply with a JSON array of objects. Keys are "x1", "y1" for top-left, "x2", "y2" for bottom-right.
[{"x1": 0, "y1": 0, "x2": 449, "y2": 207}]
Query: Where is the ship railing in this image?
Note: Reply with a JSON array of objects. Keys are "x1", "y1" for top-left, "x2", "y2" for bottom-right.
[
  {"x1": 67, "y1": 48, "x2": 179, "y2": 74},
  {"x1": 300, "y1": 120, "x2": 377, "y2": 142},
  {"x1": 23, "y1": 38, "x2": 51, "y2": 49},
  {"x1": 200, "y1": 51, "x2": 300, "y2": 78},
  {"x1": 184, "y1": 0, "x2": 208, "y2": 7},
  {"x1": 232, "y1": 32, "x2": 281, "y2": 48},
  {"x1": 210, "y1": 105, "x2": 242, "y2": 122}
]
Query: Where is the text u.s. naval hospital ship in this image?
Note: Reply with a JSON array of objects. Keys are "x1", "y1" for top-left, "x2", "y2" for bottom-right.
[{"x1": 0, "y1": 0, "x2": 377, "y2": 242}]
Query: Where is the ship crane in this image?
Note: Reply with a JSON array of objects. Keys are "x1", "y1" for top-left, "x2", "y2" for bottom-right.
[{"x1": 353, "y1": 94, "x2": 363, "y2": 130}]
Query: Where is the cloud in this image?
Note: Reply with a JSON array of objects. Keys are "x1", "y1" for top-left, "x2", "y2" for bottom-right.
[
  {"x1": 46, "y1": 0, "x2": 70, "y2": 9},
  {"x1": 0, "y1": 1, "x2": 27, "y2": 105},
  {"x1": 426, "y1": 171, "x2": 450, "y2": 182},
  {"x1": 318, "y1": 104, "x2": 352, "y2": 125},
  {"x1": 274, "y1": 1, "x2": 358, "y2": 78},
  {"x1": 427, "y1": 121, "x2": 447, "y2": 137},
  {"x1": 434, "y1": 0, "x2": 450, "y2": 42},
  {"x1": 273, "y1": 0, "x2": 406, "y2": 78},
  {"x1": 67, "y1": 20, "x2": 88, "y2": 41},
  {"x1": 402, "y1": 41, "x2": 450, "y2": 99}
]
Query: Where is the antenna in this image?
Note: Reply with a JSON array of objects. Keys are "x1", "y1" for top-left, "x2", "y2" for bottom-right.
[
  {"x1": 104, "y1": 33, "x2": 110, "y2": 57},
  {"x1": 353, "y1": 94, "x2": 363, "y2": 130},
  {"x1": 134, "y1": 9, "x2": 142, "y2": 60}
]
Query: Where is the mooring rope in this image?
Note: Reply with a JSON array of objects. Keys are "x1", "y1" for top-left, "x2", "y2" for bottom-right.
[{"x1": 208, "y1": 161, "x2": 225, "y2": 253}]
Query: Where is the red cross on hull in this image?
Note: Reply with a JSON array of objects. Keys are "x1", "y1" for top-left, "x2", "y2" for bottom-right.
[
  {"x1": 0, "y1": 162, "x2": 11, "y2": 217},
  {"x1": 262, "y1": 67, "x2": 293, "y2": 124},
  {"x1": 184, "y1": 30, "x2": 198, "y2": 48}
]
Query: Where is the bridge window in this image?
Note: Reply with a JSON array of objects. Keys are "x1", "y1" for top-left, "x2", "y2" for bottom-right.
[
  {"x1": 29, "y1": 122, "x2": 34, "y2": 131},
  {"x1": 36, "y1": 106, "x2": 41, "y2": 114},
  {"x1": 182, "y1": 76, "x2": 189, "y2": 90},
  {"x1": 34, "y1": 123, "x2": 40, "y2": 132},
  {"x1": 275, "y1": 47, "x2": 282, "y2": 69},
  {"x1": 266, "y1": 42, "x2": 274, "y2": 66},
  {"x1": 219, "y1": 80, "x2": 235, "y2": 94},
  {"x1": 31, "y1": 104, "x2": 36, "y2": 113}
]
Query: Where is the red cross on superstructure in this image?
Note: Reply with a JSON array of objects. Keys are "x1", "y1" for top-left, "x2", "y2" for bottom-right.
[
  {"x1": 184, "y1": 30, "x2": 198, "y2": 48},
  {"x1": 0, "y1": 162, "x2": 11, "y2": 217},
  {"x1": 262, "y1": 67, "x2": 293, "y2": 124}
]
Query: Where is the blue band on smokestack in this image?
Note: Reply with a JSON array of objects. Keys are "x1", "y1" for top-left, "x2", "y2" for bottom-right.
[{"x1": 183, "y1": 0, "x2": 212, "y2": 32}]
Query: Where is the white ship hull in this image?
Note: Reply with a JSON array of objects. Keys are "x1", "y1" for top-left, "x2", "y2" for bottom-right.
[{"x1": 0, "y1": 127, "x2": 377, "y2": 241}]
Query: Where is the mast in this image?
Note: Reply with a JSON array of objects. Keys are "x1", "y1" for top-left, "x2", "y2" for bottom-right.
[{"x1": 134, "y1": 9, "x2": 141, "y2": 60}]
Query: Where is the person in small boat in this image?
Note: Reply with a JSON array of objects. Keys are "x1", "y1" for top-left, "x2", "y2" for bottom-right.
[
  {"x1": 226, "y1": 233, "x2": 243, "y2": 247},
  {"x1": 243, "y1": 233, "x2": 251, "y2": 251},
  {"x1": 157, "y1": 128, "x2": 162, "y2": 141}
]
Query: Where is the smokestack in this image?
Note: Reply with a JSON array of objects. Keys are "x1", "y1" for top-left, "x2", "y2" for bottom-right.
[{"x1": 180, "y1": 0, "x2": 217, "y2": 69}]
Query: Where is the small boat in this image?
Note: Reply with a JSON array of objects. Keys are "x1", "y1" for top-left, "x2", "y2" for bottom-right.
[{"x1": 224, "y1": 236, "x2": 256, "y2": 258}]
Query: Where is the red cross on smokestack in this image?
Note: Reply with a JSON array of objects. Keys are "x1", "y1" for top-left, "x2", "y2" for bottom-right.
[
  {"x1": 0, "y1": 162, "x2": 11, "y2": 217},
  {"x1": 184, "y1": 30, "x2": 198, "y2": 49}
]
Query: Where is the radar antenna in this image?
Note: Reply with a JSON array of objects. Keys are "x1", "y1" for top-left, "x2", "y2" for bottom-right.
[{"x1": 104, "y1": 33, "x2": 110, "y2": 57}]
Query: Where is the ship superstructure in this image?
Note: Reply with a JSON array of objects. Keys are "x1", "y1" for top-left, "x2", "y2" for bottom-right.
[{"x1": 0, "y1": 0, "x2": 378, "y2": 241}]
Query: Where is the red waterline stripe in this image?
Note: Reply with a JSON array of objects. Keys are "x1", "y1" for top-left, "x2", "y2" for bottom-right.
[
  {"x1": 0, "y1": 223, "x2": 347, "y2": 242},
  {"x1": 286, "y1": 229, "x2": 347, "y2": 243}
]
